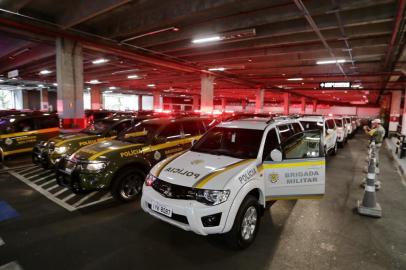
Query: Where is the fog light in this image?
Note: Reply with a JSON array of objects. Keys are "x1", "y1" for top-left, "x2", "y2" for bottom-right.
[{"x1": 201, "y1": 213, "x2": 222, "y2": 227}]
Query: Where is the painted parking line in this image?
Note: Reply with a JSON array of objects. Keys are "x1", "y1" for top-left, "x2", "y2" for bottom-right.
[
  {"x1": 0, "y1": 261, "x2": 23, "y2": 270},
  {"x1": 7, "y1": 165, "x2": 113, "y2": 212}
]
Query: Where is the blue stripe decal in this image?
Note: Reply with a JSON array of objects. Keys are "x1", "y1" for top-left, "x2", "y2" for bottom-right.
[{"x1": 0, "y1": 201, "x2": 19, "y2": 222}]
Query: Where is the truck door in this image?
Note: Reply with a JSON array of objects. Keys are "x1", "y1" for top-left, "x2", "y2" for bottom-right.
[{"x1": 263, "y1": 130, "x2": 325, "y2": 200}]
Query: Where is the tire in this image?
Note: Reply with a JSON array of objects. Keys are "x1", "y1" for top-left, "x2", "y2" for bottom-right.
[
  {"x1": 331, "y1": 143, "x2": 338, "y2": 156},
  {"x1": 111, "y1": 168, "x2": 145, "y2": 202},
  {"x1": 224, "y1": 195, "x2": 261, "y2": 250}
]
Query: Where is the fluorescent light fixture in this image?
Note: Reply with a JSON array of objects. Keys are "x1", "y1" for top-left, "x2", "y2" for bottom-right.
[
  {"x1": 287, "y1": 77, "x2": 303, "y2": 81},
  {"x1": 88, "y1": 79, "x2": 101, "y2": 84},
  {"x1": 104, "y1": 90, "x2": 113, "y2": 94},
  {"x1": 86, "y1": 87, "x2": 91, "y2": 90},
  {"x1": 127, "y1": 74, "x2": 139, "y2": 79},
  {"x1": 39, "y1": 70, "x2": 52, "y2": 75},
  {"x1": 92, "y1": 58, "x2": 109, "y2": 65},
  {"x1": 0, "y1": 79, "x2": 4, "y2": 82},
  {"x1": 38, "y1": 84, "x2": 44, "y2": 87},
  {"x1": 53, "y1": 83, "x2": 58, "y2": 86},
  {"x1": 192, "y1": 36, "x2": 222, "y2": 44},
  {"x1": 316, "y1": 59, "x2": 346, "y2": 65},
  {"x1": 109, "y1": 86, "x2": 117, "y2": 90},
  {"x1": 147, "y1": 84, "x2": 156, "y2": 87},
  {"x1": 208, "y1": 67, "x2": 226, "y2": 71}
]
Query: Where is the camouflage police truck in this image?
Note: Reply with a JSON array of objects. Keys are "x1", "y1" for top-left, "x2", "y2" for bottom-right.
[
  {"x1": 56, "y1": 117, "x2": 213, "y2": 201},
  {"x1": 33, "y1": 115, "x2": 151, "y2": 169},
  {"x1": 0, "y1": 112, "x2": 59, "y2": 161}
]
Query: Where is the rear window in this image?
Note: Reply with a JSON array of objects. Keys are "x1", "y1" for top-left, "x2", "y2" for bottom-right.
[
  {"x1": 277, "y1": 124, "x2": 295, "y2": 142},
  {"x1": 300, "y1": 121, "x2": 323, "y2": 131},
  {"x1": 334, "y1": 119, "x2": 343, "y2": 127},
  {"x1": 326, "y1": 119, "x2": 336, "y2": 129}
]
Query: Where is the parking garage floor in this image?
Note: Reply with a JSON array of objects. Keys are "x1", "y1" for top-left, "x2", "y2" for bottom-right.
[{"x1": 0, "y1": 133, "x2": 405, "y2": 270}]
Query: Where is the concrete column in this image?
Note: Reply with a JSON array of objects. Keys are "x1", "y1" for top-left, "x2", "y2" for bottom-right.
[
  {"x1": 56, "y1": 37, "x2": 85, "y2": 128},
  {"x1": 193, "y1": 95, "x2": 200, "y2": 111},
  {"x1": 138, "y1": 95, "x2": 143, "y2": 111},
  {"x1": 283, "y1": 93, "x2": 290, "y2": 115},
  {"x1": 402, "y1": 89, "x2": 406, "y2": 135},
  {"x1": 242, "y1": 99, "x2": 247, "y2": 112},
  {"x1": 90, "y1": 86, "x2": 102, "y2": 110},
  {"x1": 153, "y1": 91, "x2": 162, "y2": 111},
  {"x1": 255, "y1": 89, "x2": 265, "y2": 113},
  {"x1": 22, "y1": 90, "x2": 29, "y2": 109},
  {"x1": 200, "y1": 75, "x2": 214, "y2": 113},
  {"x1": 300, "y1": 97, "x2": 306, "y2": 114},
  {"x1": 389, "y1": 91, "x2": 401, "y2": 133},
  {"x1": 221, "y1": 97, "x2": 226, "y2": 111},
  {"x1": 40, "y1": 88, "x2": 49, "y2": 111},
  {"x1": 312, "y1": 100, "x2": 317, "y2": 113}
]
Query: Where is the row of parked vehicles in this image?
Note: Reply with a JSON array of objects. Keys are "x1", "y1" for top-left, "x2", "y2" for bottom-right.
[{"x1": 0, "y1": 109, "x2": 361, "y2": 249}]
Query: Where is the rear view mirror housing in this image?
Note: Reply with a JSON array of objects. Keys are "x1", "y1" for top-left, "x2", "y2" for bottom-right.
[{"x1": 270, "y1": 149, "x2": 283, "y2": 162}]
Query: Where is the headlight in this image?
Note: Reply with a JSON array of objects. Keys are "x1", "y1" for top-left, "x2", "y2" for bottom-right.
[
  {"x1": 81, "y1": 161, "x2": 107, "y2": 172},
  {"x1": 54, "y1": 146, "x2": 67, "y2": 154},
  {"x1": 145, "y1": 173, "x2": 157, "y2": 186},
  {"x1": 196, "y1": 189, "x2": 230, "y2": 206}
]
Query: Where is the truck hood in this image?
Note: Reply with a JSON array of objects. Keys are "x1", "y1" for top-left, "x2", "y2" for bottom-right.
[
  {"x1": 73, "y1": 139, "x2": 142, "y2": 161},
  {"x1": 156, "y1": 151, "x2": 255, "y2": 189},
  {"x1": 50, "y1": 133, "x2": 99, "y2": 145}
]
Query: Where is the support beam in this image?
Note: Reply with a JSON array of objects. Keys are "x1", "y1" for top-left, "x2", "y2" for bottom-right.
[
  {"x1": 56, "y1": 38, "x2": 85, "y2": 128},
  {"x1": 91, "y1": 86, "x2": 102, "y2": 110},
  {"x1": 153, "y1": 91, "x2": 162, "y2": 111},
  {"x1": 255, "y1": 89, "x2": 264, "y2": 113},
  {"x1": 283, "y1": 93, "x2": 290, "y2": 115},
  {"x1": 300, "y1": 97, "x2": 306, "y2": 114},
  {"x1": 389, "y1": 91, "x2": 401, "y2": 133},
  {"x1": 40, "y1": 88, "x2": 49, "y2": 111},
  {"x1": 402, "y1": 89, "x2": 406, "y2": 135},
  {"x1": 138, "y1": 94, "x2": 143, "y2": 111},
  {"x1": 242, "y1": 99, "x2": 247, "y2": 112},
  {"x1": 221, "y1": 97, "x2": 227, "y2": 112},
  {"x1": 312, "y1": 100, "x2": 317, "y2": 113},
  {"x1": 200, "y1": 75, "x2": 214, "y2": 113},
  {"x1": 193, "y1": 95, "x2": 200, "y2": 111},
  {"x1": 58, "y1": 0, "x2": 131, "y2": 29}
]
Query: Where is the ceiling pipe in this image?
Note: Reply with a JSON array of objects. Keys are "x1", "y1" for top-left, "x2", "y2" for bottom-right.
[
  {"x1": 377, "y1": 0, "x2": 406, "y2": 103},
  {"x1": 293, "y1": 0, "x2": 347, "y2": 77}
]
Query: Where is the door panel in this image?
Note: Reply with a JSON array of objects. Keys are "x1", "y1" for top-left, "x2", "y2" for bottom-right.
[{"x1": 264, "y1": 130, "x2": 325, "y2": 200}]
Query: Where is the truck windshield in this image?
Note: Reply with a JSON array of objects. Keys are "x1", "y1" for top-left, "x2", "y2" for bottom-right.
[
  {"x1": 334, "y1": 119, "x2": 343, "y2": 127},
  {"x1": 82, "y1": 119, "x2": 117, "y2": 135},
  {"x1": 191, "y1": 127, "x2": 263, "y2": 159},
  {"x1": 118, "y1": 122, "x2": 159, "y2": 144},
  {"x1": 300, "y1": 121, "x2": 323, "y2": 131},
  {"x1": 0, "y1": 118, "x2": 12, "y2": 134}
]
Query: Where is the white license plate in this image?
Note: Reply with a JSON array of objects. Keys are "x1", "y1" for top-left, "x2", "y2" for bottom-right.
[
  {"x1": 65, "y1": 167, "x2": 73, "y2": 175},
  {"x1": 151, "y1": 201, "x2": 172, "y2": 217}
]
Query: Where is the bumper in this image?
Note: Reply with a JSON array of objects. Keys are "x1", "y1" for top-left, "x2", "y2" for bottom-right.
[
  {"x1": 56, "y1": 159, "x2": 109, "y2": 191},
  {"x1": 32, "y1": 146, "x2": 62, "y2": 168},
  {"x1": 141, "y1": 185, "x2": 231, "y2": 236}
]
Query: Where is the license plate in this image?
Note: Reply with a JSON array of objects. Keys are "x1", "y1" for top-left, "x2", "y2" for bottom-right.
[{"x1": 151, "y1": 201, "x2": 172, "y2": 217}]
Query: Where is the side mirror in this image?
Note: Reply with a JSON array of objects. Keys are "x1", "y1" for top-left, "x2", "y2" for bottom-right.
[{"x1": 270, "y1": 149, "x2": 283, "y2": 162}]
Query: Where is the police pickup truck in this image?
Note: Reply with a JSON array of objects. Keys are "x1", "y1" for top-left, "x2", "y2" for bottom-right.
[
  {"x1": 299, "y1": 115, "x2": 338, "y2": 156},
  {"x1": 33, "y1": 115, "x2": 146, "y2": 169},
  {"x1": 56, "y1": 117, "x2": 214, "y2": 201},
  {"x1": 142, "y1": 117, "x2": 325, "y2": 249}
]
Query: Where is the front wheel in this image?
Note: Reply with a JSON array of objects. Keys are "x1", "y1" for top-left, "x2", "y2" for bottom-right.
[
  {"x1": 224, "y1": 195, "x2": 261, "y2": 249},
  {"x1": 331, "y1": 143, "x2": 338, "y2": 155},
  {"x1": 111, "y1": 168, "x2": 145, "y2": 202}
]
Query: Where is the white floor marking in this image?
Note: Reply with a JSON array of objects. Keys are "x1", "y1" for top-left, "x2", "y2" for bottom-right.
[
  {"x1": 0, "y1": 237, "x2": 4, "y2": 247},
  {"x1": 20, "y1": 167, "x2": 43, "y2": 176},
  {"x1": 62, "y1": 193, "x2": 77, "y2": 202},
  {"x1": 72, "y1": 192, "x2": 98, "y2": 207},
  {"x1": 7, "y1": 168, "x2": 75, "y2": 212},
  {"x1": 27, "y1": 171, "x2": 53, "y2": 180},
  {"x1": 32, "y1": 175, "x2": 54, "y2": 184},
  {"x1": 46, "y1": 184, "x2": 59, "y2": 191},
  {"x1": 0, "y1": 261, "x2": 23, "y2": 270},
  {"x1": 40, "y1": 180, "x2": 57, "y2": 188},
  {"x1": 76, "y1": 194, "x2": 113, "y2": 210},
  {"x1": 53, "y1": 188, "x2": 69, "y2": 196}
]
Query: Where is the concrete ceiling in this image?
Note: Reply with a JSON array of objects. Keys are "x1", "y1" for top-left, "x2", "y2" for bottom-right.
[{"x1": 0, "y1": 0, "x2": 405, "y2": 106}]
